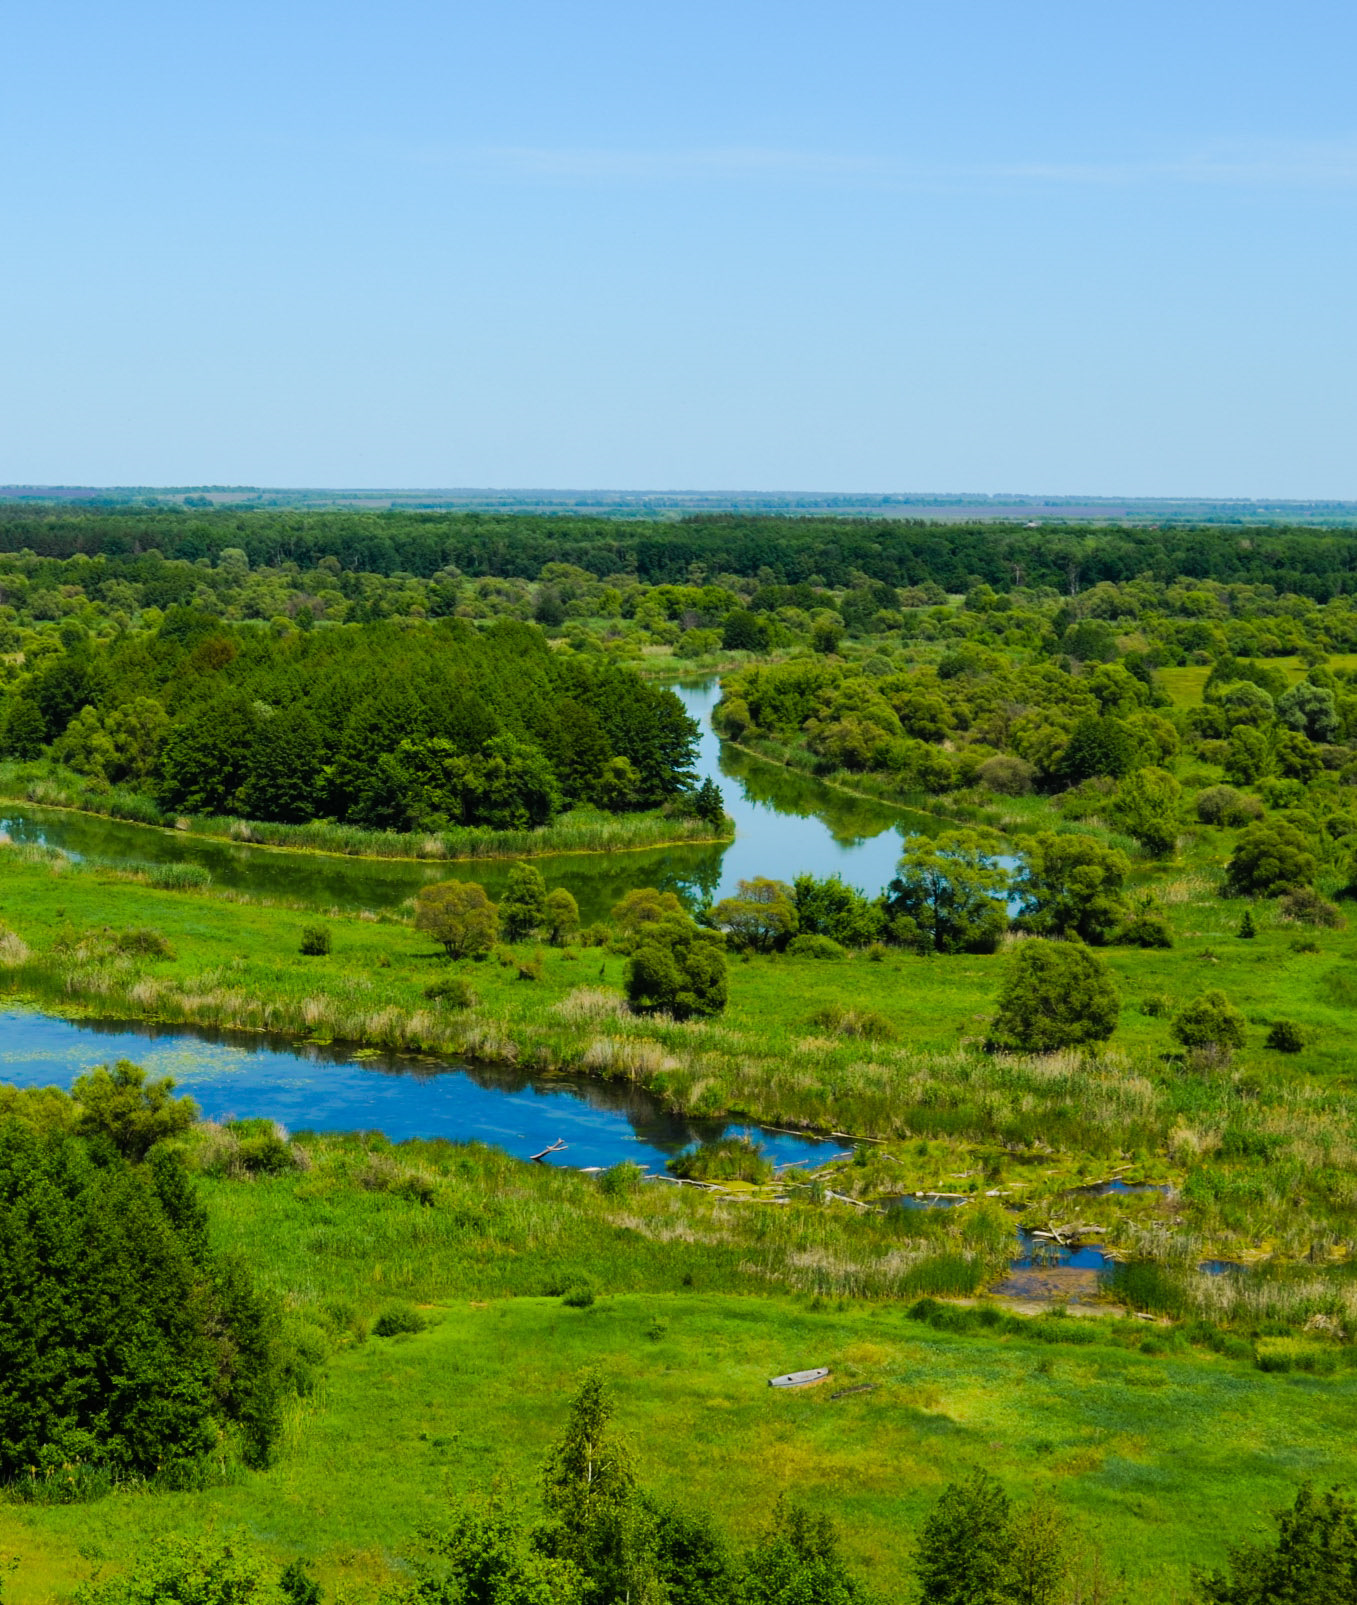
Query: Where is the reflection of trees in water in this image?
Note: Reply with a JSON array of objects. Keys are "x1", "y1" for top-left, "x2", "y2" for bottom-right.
[
  {"x1": 716, "y1": 743, "x2": 939, "y2": 849},
  {"x1": 66, "y1": 1014, "x2": 749, "y2": 1160}
]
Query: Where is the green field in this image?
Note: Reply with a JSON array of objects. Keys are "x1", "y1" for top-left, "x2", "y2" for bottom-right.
[{"x1": 5, "y1": 1277, "x2": 1355, "y2": 1603}]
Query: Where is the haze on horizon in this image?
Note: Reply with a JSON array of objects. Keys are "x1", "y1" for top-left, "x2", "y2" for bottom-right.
[{"x1": 2, "y1": 2, "x2": 1354, "y2": 500}]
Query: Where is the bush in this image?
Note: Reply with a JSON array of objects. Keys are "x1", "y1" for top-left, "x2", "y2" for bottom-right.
[
  {"x1": 298, "y1": 924, "x2": 331, "y2": 956},
  {"x1": 1225, "y1": 820, "x2": 1318, "y2": 897},
  {"x1": 372, "y1": 1301, "x2": 426, "y2": 1337},
  {"x1": 1171, "y1": 990, "x2": 1246, "y2": 1056},
  {"x1": 423, "y1": 976, "x2": 478, "y2": 1007},
  {"x1": 988, "y1": 940, "x2": 1120, "y2": 1053},
  {"x1": 667, "y1": 1136, "x2": 773, "y2": 1184},
  {"x1": 810, "y1": 1004, "x2": 896, "y2": 1041},
  {"x1": 598, "y1": 1161, "x2": 644, "y2": 1195},
  {"x1": 1196, "y1": 784, "x2": 1263, "y2": 827},
  {"x1": 560, "y1": 1282, "x2": 596, "y2": 1308},
  {"x1": 625, "y1": 921, "x2": 728, "y2": 1018},
  {"x1": 1118, "y1": 910, "x2": 1173, "y2": 948},
  {"x1": 785, "y1": 933, "x2": 847, "y2": 960},
  {"x1": 976, "y1": 754, "x2": 1035, "y2": 796},
  {"x1": 1266, "y1": 1020, "x2": 1308, "y2": 1053},
  {"x1": 1140, "y1": 993, "x2": 1173, "y2": 1017},
  {"x1": 113, "y1": 927, "x2": 176, "y2": 958},
  {"x1": 1278, "y1": 886, "x2": 1345, "y2": 928}
]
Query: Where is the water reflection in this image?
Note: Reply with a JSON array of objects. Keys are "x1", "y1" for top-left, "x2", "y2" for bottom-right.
[{"x1": 0, "y1": 1009, "x2": 837, "y2": 1171}]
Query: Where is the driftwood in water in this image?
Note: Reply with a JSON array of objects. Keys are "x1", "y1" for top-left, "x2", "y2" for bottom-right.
[{"x1": 529, "y1": 1140, "x2": 567, "y2": 1163}]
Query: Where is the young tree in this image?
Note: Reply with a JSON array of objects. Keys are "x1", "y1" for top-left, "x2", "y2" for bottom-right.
[
  {"x1": 914, "y1": 1470, "x2": 1012, "y2": 1605},
  {"x1": 1225, "y1": 821, "x2": 1317, "y2": 897},
  {"x1": 500, "y1": 862, "x2": 549, "y2": 941},
  {"x1": 989, "y1": 940, "x2": 1120, "y2": 1053},
  {"x1": 539, "y1": 1371, "x2": 659, "y2": 1605},
  {"x1": 690, "y1": 777, "x2": 726, "y2": 827},
  {"x1": 1057, "y1": 715, "x2": 1138, "y2": 782},
  {"x1": 545, "y1": 888, "x2": 581, "y2": 946},
  {"x1": 381, "y1": 1497, "x2": 583, "y2": 1605},
  {"x1": 742, "y1": 1496, "x2": 870, "y2": 1605},
  {"x1": 1110, "y1": 766, "x2": 1182, "y2": 857},
  {"x1": 1015, "y1": 833, "x2": 1129, "y2": 945},
  {"x1": 885, "y1": 831, "x2": 1011, "y2": 955},
  {"x1": 71, "y1": 1059, "x2": 199, "y2": 1162},
  {"x1": 709, "y1": 878, "x2": 798, "y2": 952},
  {"x1": 414, "y1": 880, "x2": 499, "y2": 959},
  {"x1": 1194, "y1": 1483, "x2": 1357, "y2": 1604},
  {"x1": 792, "y1": 874, "x2": 887, "y2": 949}
]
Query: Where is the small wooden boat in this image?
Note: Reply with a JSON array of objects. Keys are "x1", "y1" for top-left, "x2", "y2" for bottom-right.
[{"x1": 769, "y1": 1367, "x2": 830, "y2": 1389}]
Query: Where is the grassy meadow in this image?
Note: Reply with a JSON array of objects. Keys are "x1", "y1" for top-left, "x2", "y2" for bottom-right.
[{"x1": 5, "y1": 1141, "x2": 1357, "y2": 1604}]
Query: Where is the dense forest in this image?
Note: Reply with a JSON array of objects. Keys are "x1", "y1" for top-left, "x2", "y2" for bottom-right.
[
  {"x1": 0, "y1": 611, "x2": 696, "y2": 831},
  {"x1": 4, "y1": 502, "x2": 1357, "y2": 596}
]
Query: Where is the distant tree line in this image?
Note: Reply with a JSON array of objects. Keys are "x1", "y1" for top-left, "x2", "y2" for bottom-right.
[{"x1": 5, "y1": 503, "x2": 1357, "y2": 597}]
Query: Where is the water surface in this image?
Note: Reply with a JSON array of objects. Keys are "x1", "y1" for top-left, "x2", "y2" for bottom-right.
[{"x1": 0, "y1": 1008, "x2": 837, "y2": 1172}]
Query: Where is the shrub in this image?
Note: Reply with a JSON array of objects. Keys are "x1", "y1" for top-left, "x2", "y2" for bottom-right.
[
  {"x1": 598, "y1": 1161, "x2": 644, "y2": 1195},
  {"x1": 560, "y1": 1282, "x2": 596, "y2": 1308},
  {"x1": 1266, "y1": 1020, "x2": 1308, "y2": 1053},
  {"x1": 668, "y1": 1136, "x2": 773, "y2": 1183},
  {"x1": 1196, "y1": 784, "x2": 1263, "y2": 827},
  {"x1": 1278, "y1": 886, "x2": 1345, "y2": 928},
  {"x1": 113, "y1": 927, "x2": 176, "y2": 958},
  {"x1": 1140, "y1": 993, "x2": 1173, "y2": 1017},
  {"x1": 1238, "y1": 908, "x2": 1258, "y2": 939},
  {"x1": 372, "y1": 1301, "x2": 426, "y2": 1337},
  {"x1": 298, "y1": 924, "x2": 331, "y2": 956},
  {"x1": 785, "y1": 933, "x2": 846, "y2": 960},
  {"x1": 1225, "y1": 820, "x2": 1317, "y2": 897},
  {"x1": 423, "y1": 976, "x2": 478, "y2": 1008},
  {"x1": 989, "y1": 940, "x2": 1120, "y2": 1053},
  {"x1": 544, "y1": 886, "x2": 580, "y2": 946},
  {"x1": 976, "y1": 754, "x2": 1035, "y2": 796},
  {"x1": 500, "y1": 862, "x2": 548, "y2": 940},
  {"x1": 1118, "y1": 909, "x2": 1173, "y2": 948},
  {"x1": 1171, "y1": 991, "x2": 1246, "y2": 1056},
  {"x1": 811, "y1": 1005, "x2": 896, "y2": 1041}
]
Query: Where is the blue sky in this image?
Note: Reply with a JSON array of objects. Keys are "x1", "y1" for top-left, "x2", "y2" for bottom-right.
[{"x1": 2, "y1": 2, "x2": 1355, "y2": 495}]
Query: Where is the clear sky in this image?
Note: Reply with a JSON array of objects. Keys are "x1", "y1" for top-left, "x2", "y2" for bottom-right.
[{"x1": 2, "y1": 2, "x2": 1355, "y2": 496}]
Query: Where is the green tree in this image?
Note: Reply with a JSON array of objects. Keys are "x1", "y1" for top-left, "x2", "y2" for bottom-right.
[
  {"x1": 1110, "y1": 766, "x2": 1182, "y2": 856},
  {"x1": 791, "y1": 874, "x2": 886, "y2": 949},
  {"x1": 690, "y1": 778, "x2": 725, "y2": 826},
  {"x1": 611, "y1": 888, "x2": 688, "y2": 941},
  {"x1": 1224, "y1": 726, "x2": 1275, "y2": 785},
  {"x1": 885, "y1": 832, "x2": 1010, "y2": 955},
  {"x1": 72, "y1": 1059, "x2": 199, "y2": 1162},
  {"x1": 1057, "y1": 715, "x2": 1138, "y2": 782},
  {"x1": 381, "y1": 1497, "x2": 584, "y2": 1605},
  {"x1": 237, "y1": 705, "x2": 325, "y2": 824},
  {"x1": 1171, "y1": 991, "x2": 1246, "y2": 1059},
  {"x1": 989, "y1": 940, "x2": 1120, "y2": 1053},
  {"x1": 709, "y1": 878, "x2": 798, "y2": 952},
  {"x1": 1238, "y1": 908, "x2": 1258, "y2": 939},
  {"x1": 539, "y1": 1372, "x2": 660, "y2": 1605},
  {"x1": 545, "y1": 888, "x2": 580, "y2": 947},
  {"x1": 501, "y1": 863, "x2": 549, "y2": 941},
  {"x1": 156, "y1": 693, "x2": 259, "y2": 816},
  {"x1": 1015, "y1": 833, "x2": 1128, "y2": 945},
  {"x1": 625, "y1": 923, "x2": 728, "y2": 1018},
  {"x1": 741, "y1": 1496, "x2": 870, "y2": 1605},
  {"x1": 1, "y1": 698, "x2": 46, "y2": 760},
  {"x1": 1225, "y1": 821, "x2": 1317, "y2": 897},
  {"x1": 914, "y1": 1470, "x2": 1012, "y2": 1605},
  {"x1": 1277, "y1": 681, "x2": 1340, "y2": 743},
  {"x1": 1194, "y1": 1483, "x2": 1357, "y2": 1604},
  {"x1": 415, "y1": 880, "x2": 500, "y2": 959}
]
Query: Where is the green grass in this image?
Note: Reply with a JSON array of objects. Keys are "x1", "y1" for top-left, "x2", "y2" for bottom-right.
[{"x1": 6, "y1": 1283, "x2": 1356, "y2": 1603}]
